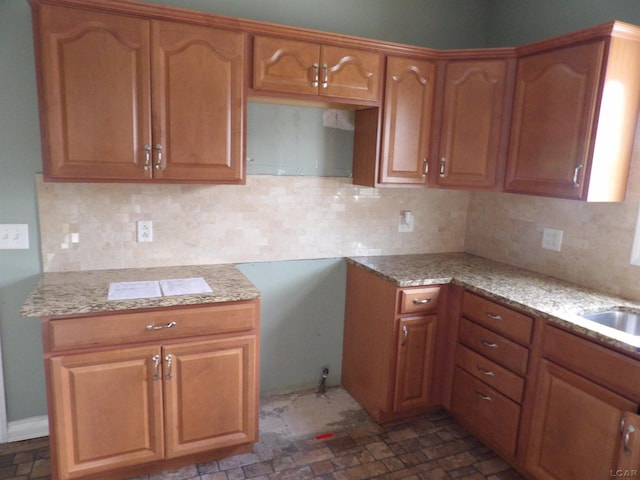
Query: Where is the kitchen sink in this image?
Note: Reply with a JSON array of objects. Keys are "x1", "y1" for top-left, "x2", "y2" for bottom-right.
[{"x1": 581, "y1": 309, "x2": 640, "y2": 336}]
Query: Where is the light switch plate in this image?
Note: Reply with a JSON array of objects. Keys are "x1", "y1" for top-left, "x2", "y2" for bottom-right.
[
  {"x1": 542, "y1": 227, "x2": 563, "y2": 252},
  {"x1": 0, "y1": 224, "x2": 29, "y2": 249}
]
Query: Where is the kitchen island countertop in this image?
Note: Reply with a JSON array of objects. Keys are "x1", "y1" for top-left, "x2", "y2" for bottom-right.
[
  {"x1": 20, "y1": 263, "x2": 260, "y2": 318},
  {"x1": 348, "y1": 252, "x2": 640, "y2": 355}
]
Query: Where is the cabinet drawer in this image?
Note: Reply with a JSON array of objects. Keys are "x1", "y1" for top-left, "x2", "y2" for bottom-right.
[
  {"x1": 455, "y1": 344, "x2": 525, "y2": 403},
  {"x1": 451, "y1": 367, "x2": 520, "y2": 457},
  {"x1": 542, "y1": 324, "x2": 640, "y2": 401},
  {"x1": 47, "y1": 301, "x2": 258, "y2": 352},
  {"x1": 458, "y1": 318, "x2": 529, "y2": 376},
  {"x1": 462, "y1": 291, "x2": 533, "y2": 344},
  {"x1": 399, "y1": 286, "x2": 440, "y2": 314}
]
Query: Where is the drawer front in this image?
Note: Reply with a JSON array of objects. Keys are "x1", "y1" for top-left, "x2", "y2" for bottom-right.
[
  {"x1": 47, "y1": 301, "x2": 259, "y2": 352},
  {"x1": 462, "y1": 291, "x2": 533, "y2": 345},
  {"x1": 455, "y1": 344, "x2": 525, "y2": 403},
  {"x1": 543, "y1": 324, "x2": 640, "y2": 401},
  {"x1": 458, "y1": 318, "x2": 529, "y2": 376},
  {"x1": 451, "y1": 367, "x2": 520, "y2": 457},
  {"x1": 399, "y1": 286, "x2": 440, "y2": 314}
]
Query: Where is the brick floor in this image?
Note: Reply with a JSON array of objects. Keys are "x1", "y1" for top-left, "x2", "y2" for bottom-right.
[{"x1": 0, "y1": 389, "x2": 524, "y2": 479}]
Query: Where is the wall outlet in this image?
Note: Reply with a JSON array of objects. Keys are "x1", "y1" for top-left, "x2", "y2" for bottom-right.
[
  {"x1": 542, "y1": 227, "x2": 563, "y2": 252},
  {"x1": 136, "y1": 220, "x2": 153, "y2": 243},
  {"x1": 399, "y1": 211, "x2": 414, "y2": 232},
  {"x1": 0, "y1": 224, "x2": 29, "y2": 249}
]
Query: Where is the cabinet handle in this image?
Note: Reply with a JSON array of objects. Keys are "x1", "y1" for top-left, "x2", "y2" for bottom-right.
[
  {"x1": 439, "y1": 157, "x2": 446, "y2": 178},
  {"x1": 401, "y1": 325, "x2": 409, "y2": 346},
  {"x1": 165, "y1": 354, "x2": 173, "y2": 380},
  {"x1": 476, "y1": 391, "x2": 492, "y2": 401},
  {"x1": 484, "y1": 311, "x2": 502, "y2": 321},
  {"x1": 572, "y1": 164, "x2": 583, "y2": 188},
  {"x1": 311, "y1": 63, "x2": 319, "y2": 87},
  {"x1": 143, "y1": 144, "x2": 152, "y2": 171},
  {"x1": 422, "y1": 158, "x2": 429, "y2": 177},
  {"x1": 623, "y1": 424, "x2": 636, "y2": 456},
  {"x1": 154, "y1": 144, "x2": 163, "y2": 171},
  {"x1": 480, "y1": 339, "x2": 498, "y2": 349},
  {"x1": 152, "y1": 354, "x2": 160, "y2": 380},
  {"x1": 321, "y1": 64, "x2": 328, "y2": 88},
  {"x1": 412, "y1": 297, "x2": 432, "y2": 305},
  {"x1": 477, "y1": 365, "x2": 495, "y2": 377},
  {"x1": 146, "y1": 321, "x2": 177, "y2": 331}
]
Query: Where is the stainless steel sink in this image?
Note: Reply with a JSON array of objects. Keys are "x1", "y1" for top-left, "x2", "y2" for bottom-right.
[{"x1": 581, "y1": 309, "x2": 640, "y2": 336}]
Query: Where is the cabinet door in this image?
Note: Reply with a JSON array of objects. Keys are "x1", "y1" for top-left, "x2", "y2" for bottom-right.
[
  {"x1": 35, "y1": 4, "x2": 152, "y2": 181},
  {"x1": 48, "y1": 346, "x2": 164, "y2": 480},
  {"x1": 380, "y1": 56, "x2": 436, "y2": 184},
  {"x1": 163, "y1": 335, "x2": 258, "y2": 458},
  {"x1": 253, "y1": 36, "x2": 320, "y2": 95},
  {"x1": 505, "y1": 41, "x2": 605, "y2": 199},
  {"x1": 152, "y1": 21, "x2": 245, "y2": 182},
  {"x1": 320, "y1": 45, "x2": 381, "y2": 102},
  {"x1": 526, "y1": 359, "x2": 637, "y2": 480},
  {"x1": 393, "y1": 315, "x2": 437, "y2": 412},
  {"x1": 435, "y1": 59, "x2": 513, "y2": 190}
]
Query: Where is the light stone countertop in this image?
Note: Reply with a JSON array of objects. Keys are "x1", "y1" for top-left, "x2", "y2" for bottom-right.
[
  {"x1": 347, "y1": 252, "x2": 640, "y2": 356},
  {"x1": 20, "y1": 264, "x2": 260, "y2": 318}
]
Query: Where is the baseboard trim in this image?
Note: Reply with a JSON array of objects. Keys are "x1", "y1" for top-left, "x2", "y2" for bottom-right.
[{"x1": 7, "y1": 415, "x2": 49, "y2": 443}]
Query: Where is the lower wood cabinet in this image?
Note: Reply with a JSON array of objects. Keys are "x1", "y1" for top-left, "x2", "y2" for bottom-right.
[
  {"x1": 342, "y1": 262, "x2": 442, "y2": 422},
  {"x1": 524, "y1": 325, "x2": 640, "y2": 479},
  {"x1": 42, "y1": 301, "x2": 260, "y2": 480}
]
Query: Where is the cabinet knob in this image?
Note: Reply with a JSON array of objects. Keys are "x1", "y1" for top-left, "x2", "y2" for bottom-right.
[
  {"x1": 152, "y1": 354, "x2": 160, "y2": 381},
  {"x1": 484, "y1": 311, "x2": 502, "y2": 321},
  {"x1": 401, "y1": 325, "x2": 409, "y2": 346},
  {"x1": 311, "y1": 63, "x2": 319, "y2": 87},
  {"x1": 439, "y1": 157, "x2": 446, "y2": 178},
  {"x1": 412, "y1": 297, "x2": 431, "y2": 305},
  {"x1": 422, "y1": 158, "x2": 429, "y2": 177},
  {"x1": 146, "y1": 321, "x2": 177, "y2": 331},
  {"x1": 143, "y1": 145, "x2": 152, "y2": 172},
  {"x1": 623, "y1": 423, "x2": 636, "y2": 456},
  {"x1": 154, "y1": 144, "x2": 164, "y2": 171},
  {"x1": 321, "y1": 64, "x2": 328, "y2": 88},
  {"x1": 165, "y1": 354, "x2": 173, "y2": 380},
  {"x1": 573, "y1": 164, "x2": 583, "y2": 188},
  {"x1": 475, "y1": 391, "x2": 492, "y2": 401},
  {"x1": 480, "y1": 339, "x2": 498, "y2": 349}
]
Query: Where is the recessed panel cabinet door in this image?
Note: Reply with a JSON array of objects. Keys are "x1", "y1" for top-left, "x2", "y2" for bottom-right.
[
  {"x1": 435, "y1": 59, "x2": 513, "y2": 190},
  {"x1": 526, "y1": 359, "x2": 637, "y2": 480},
  {"x1": 163, "y1": 335, "x2": 258, "y2": 458},
  {"x1": 320, "y1": 45, "x2": 381, "y2": 102},
  {"x1": 152, "y1": 21, "x2": 245, "y2": 182},
  {"x1": 48, "y1": 346, "x2": 164, "y2": 480},
  {"x1": 505, "y1": 41, "x2": 605, "y2": 199},
  {"x1": 35, "y1": 5, "x2": 152, "y2": 181},
  {"x1": 380, "y1": 56, "x2": 436, "y2": 184}
]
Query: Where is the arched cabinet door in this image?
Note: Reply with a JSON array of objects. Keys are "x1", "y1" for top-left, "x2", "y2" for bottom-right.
[{"x1": 151, "y1": 21, "x2": 245, "y2": 182}]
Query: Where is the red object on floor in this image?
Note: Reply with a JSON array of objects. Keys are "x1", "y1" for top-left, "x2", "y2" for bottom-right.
[{"x1": 315, "y1": 432, "x2": 334, "y2": 440}]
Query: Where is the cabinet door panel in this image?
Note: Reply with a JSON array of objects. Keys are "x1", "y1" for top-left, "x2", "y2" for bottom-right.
[
  {"x1": 49, "y1": 346, "x2": 163, "y2": 479},
  {"x1": 380, "y1": 56, "x2": 436, "y2": 184},
  {"x1": 163, "y1": 335, "x2": 258, "y2": 457},
  {"x1": 321, "y1": 45, "x2": 381, "y2": 101},
  {"x1": 393, "y1": 315, "x2": 436, "y2": 412},
  {"x1": 36, "y1": 5, "x2": 152, "y2": 180},
  {"x1": 436, "y1": 59, "x2": 511, "y2": 189},
  {"x1": 253, "y1": 36, "x2": 319, "y2": 95},
  {"x1": 506, "y1": 41, "x2": 605, "y2": 198},
  {"x1": 152, "y1": 21, "x2": 245, "y2": 182},
  {"x1": 526, "y1": 359, "x2": 637, "y2": 480}
]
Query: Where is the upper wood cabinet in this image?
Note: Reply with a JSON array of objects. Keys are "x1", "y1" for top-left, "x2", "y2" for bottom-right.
[
  {"x1": 252, "y1": 35, "x2": 383, "y2": 104},
  {"x1": 430, "y1": 56, "x2": 515, "y2": 190},
  {"x1": 31, "y1": 2, "x2": 246, "y2": 183},
  {"x1": 378, "y1": 56, "x2": 437, "y2": 185},
  {"x1": 506, "y1": 23, "x2": 640, "y2": 201}
]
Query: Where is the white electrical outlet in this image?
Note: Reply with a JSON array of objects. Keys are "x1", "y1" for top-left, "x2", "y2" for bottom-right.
[
  {"x1": 0, "y1": 224, "x2": 29, "y2": 249},
  {"x1": 399, "y1": 211, "x2": 414, "y2": 233},
  {"x1": 136, "y1": 220, "x2": 153, "y2": 243},
  {"x1": 542, "y1": 227, "x2": 563, "y2": 252}
]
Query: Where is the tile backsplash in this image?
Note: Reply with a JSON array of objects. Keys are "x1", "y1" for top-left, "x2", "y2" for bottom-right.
[{"x1": 36, "y1": 175, "x2": 469, "y2": 272}]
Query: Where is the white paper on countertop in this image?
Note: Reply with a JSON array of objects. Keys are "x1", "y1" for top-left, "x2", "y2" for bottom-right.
[
  {"x1": 108, "y1": 280, "x2": 162, "y2": 301},
  {"x1": 159, "y1": 277, "x2": 213, "y2": 296}
]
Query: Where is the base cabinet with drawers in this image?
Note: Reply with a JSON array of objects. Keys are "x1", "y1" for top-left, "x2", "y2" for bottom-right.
[
  {"x1": 342, "y1": 263, "x2": 443, "y2": 423},
  {"x1": 450, "y1": 291, "x2": 533, "y2": 459},
  {"x1": 42, "y1": 301, "x2": 260, "y2": 480}
]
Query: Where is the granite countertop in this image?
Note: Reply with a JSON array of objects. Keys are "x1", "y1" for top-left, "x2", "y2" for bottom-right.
[
  {"x1": 21, "y1": 264, "x2": 261, "y2": 318},
  {"x1": 348, "y1": 252, "x2": 640, "y2": 355}
]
